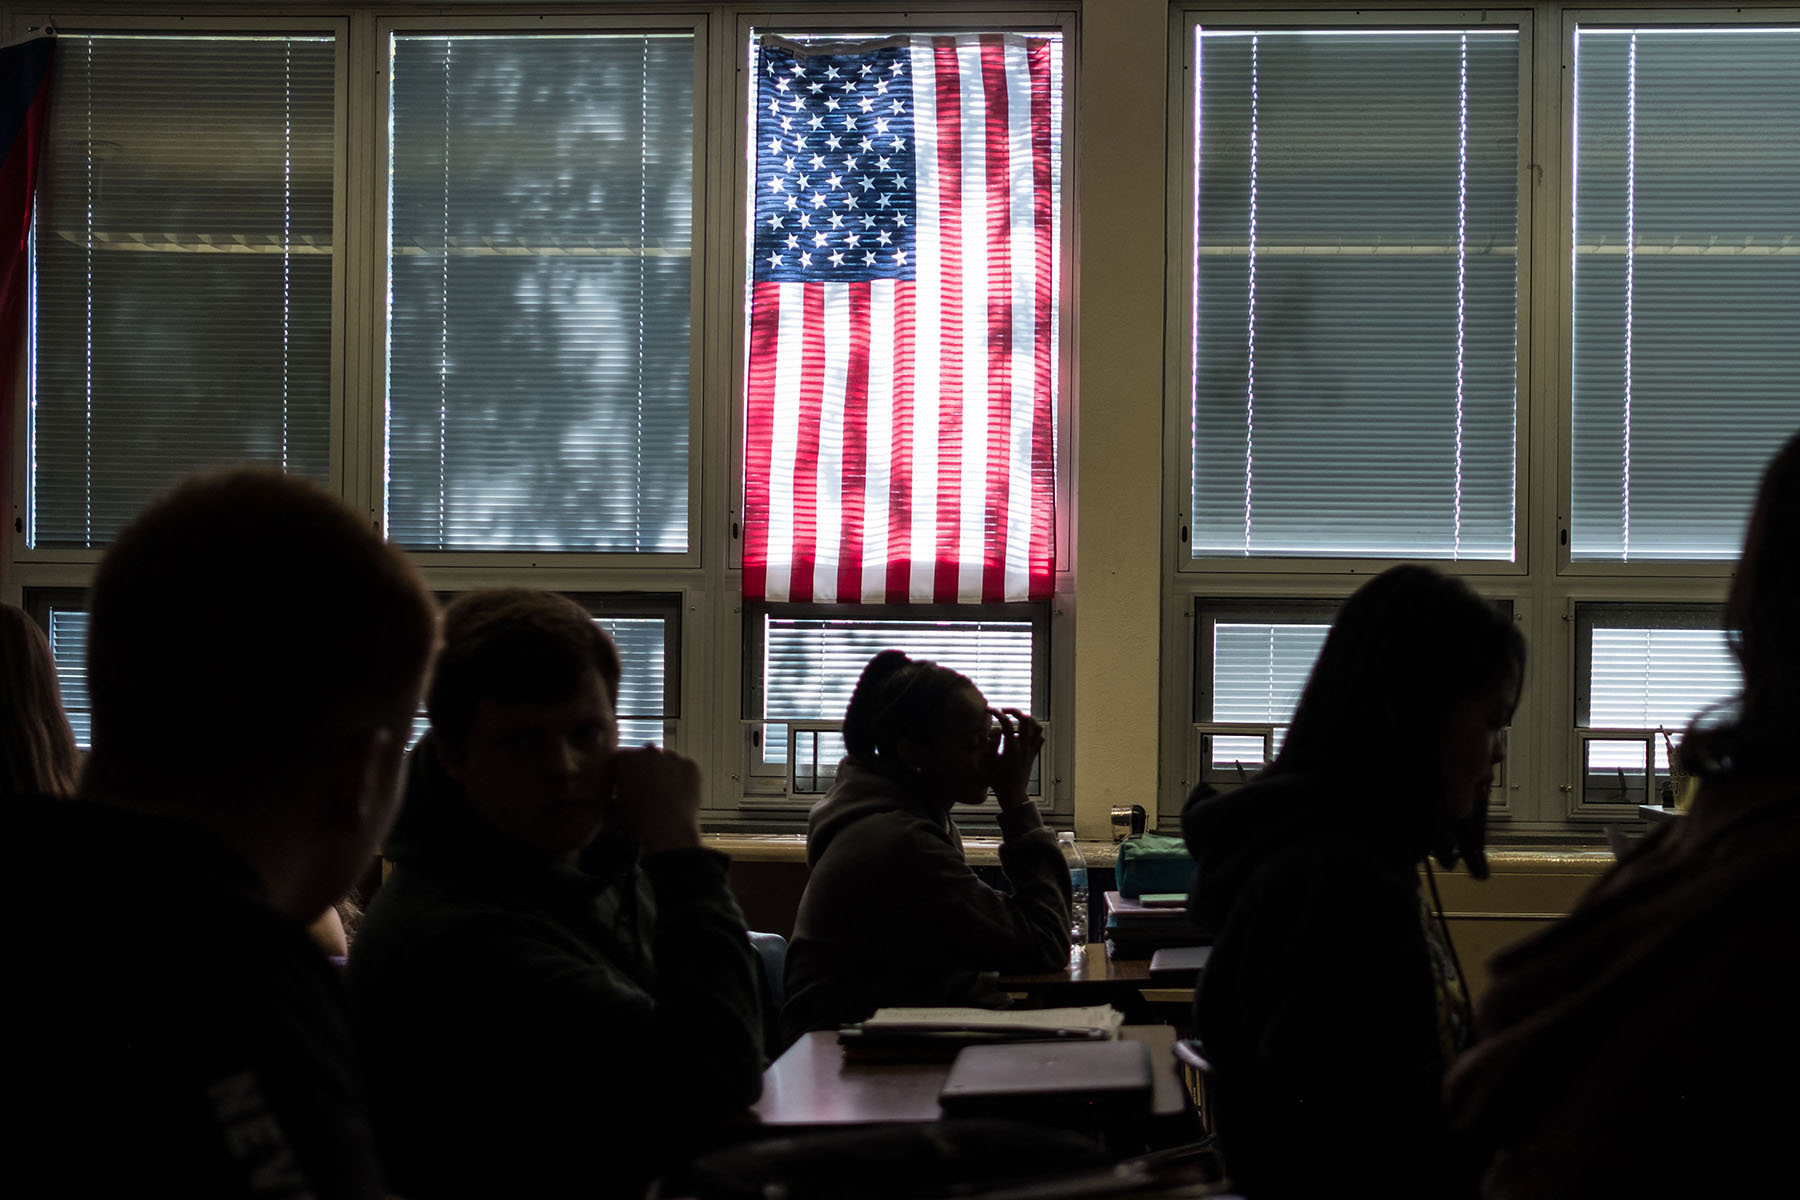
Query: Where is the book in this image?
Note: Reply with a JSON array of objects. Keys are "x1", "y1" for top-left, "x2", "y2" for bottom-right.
[{"x1": 838, "y1": 1005, "x2": 1127, "y2": 1059}]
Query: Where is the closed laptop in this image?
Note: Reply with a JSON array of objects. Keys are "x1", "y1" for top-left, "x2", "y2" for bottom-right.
[{"x1": 938, "y1": 1039, "x2": 1153, "y2": 1119}]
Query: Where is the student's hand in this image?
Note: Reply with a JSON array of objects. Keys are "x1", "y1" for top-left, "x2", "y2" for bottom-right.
[
  {"x1": 605, "y1": 745, "x2": 705, "y2": 854},
  {"x1": 985, "y1": 708, "x2": 1043, "y2": 811}
]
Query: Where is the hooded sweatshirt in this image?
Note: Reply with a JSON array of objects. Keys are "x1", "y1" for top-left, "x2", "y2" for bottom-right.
[
  {"x1": 348, "y1": 739, "x2": 763, "y2": 1200},
  {"x1": 1183, "y1": 773, "x2": 1471, "y2": 1200},
  {"x1": 780, "y1": 758, "x2": 1072, "y2": 1045}
]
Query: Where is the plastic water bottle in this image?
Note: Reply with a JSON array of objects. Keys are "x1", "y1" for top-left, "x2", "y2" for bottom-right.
[{"x1": 1057, "y1": 831, "x2": 1089, "y2": 950}]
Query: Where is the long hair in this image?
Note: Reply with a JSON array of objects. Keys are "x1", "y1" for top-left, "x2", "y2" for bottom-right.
[
  {"x1": 0, "y1": 605, "x2": 81, "y2": 799},
  {"x1": 841, "y1": 650, "x2": 974, "y2": 777},
  {"x1": 1683, "y1": 433, "x2": 1800, "y2": 776},
  {"x1": 1270, "y1": 566, "x2": 1525, "y2": 861}
]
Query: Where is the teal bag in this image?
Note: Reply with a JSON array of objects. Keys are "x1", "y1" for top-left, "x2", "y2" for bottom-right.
[{"x1": 1114, "y1": 831, "x2": 1194, "y2": 899}]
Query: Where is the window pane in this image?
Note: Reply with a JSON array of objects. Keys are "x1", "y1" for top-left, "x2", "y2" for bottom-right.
[
  {"x1": 1586, "y1": 626, "x2": 1739, "y2": 770},
  {"x1": 761, "y1": 615, "x2": 1035, "y2": 766},
  {"x1": 1570, "y1": 27, "x2": 1800, "y2": 560},
  {"x1": 1190, "y1": 28, "x2": 1519, "y2": 559},
  {"x1": 386, "y1": 34, "x2": 693, "y2": 552},
  {"x1": 597, "y1": 615, "x2": 666, "y2": 747},
  {"x1": 1209, "y1": 621, "x2": 1328, "y2": 768},
  {"x1": 47, "y1": 609, "x2": 92, "y2": 750},
  {"x1": 31, "y1": 35, "x2": 336, "y2": 547}
]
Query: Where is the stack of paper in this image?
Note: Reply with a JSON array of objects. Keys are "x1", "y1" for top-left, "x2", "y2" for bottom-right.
[
  {"x1": 1104, "y1": 891, "x2": 1205, "y2": 958},
  {"x1": 839, "y1": 1005, "x2": 1125, "y2": 1058}
]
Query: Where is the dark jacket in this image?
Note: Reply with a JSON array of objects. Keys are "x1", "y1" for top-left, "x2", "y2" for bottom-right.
[
  {"x1": 1447, "y1": 772, "x2": 1800, "y2": 1198},
  {"x1": 781, "y1": 758, "x2": 1072, "y2": 1044},
  {"x1": 10, "y1": 800, "x2": 384, "y2": 1199},
  {"x1": 348, "y1": 741, "x2": 763, "y2": 1200},
  {"x1": 1184, "y1": 774, "x2": 1470, "y2": 1200}
]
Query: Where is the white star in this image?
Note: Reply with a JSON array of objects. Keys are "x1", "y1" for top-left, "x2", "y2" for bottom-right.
[
  {"x1": 859, "y1": 176, "x2": 876, "y2": 191},
  {"x1": 843, "y1": 156, "x2": 858, "y2": 171},
  {"x1": 776, "y1": 78, "x2": 790, "y2": 93},
  {"x1": 807, "y1": 115, "x2": 824, "y2": 131},
  {"x1": 798, "y1": 213, "x2": 811, "y2": 228},
  {"x1": 767, "y1": 97, "x2": 780, "y2": 115},
  {"x1": 767, "y1": 175, "x2": 787, "y2": 193},
  {"x1": 892, "y1": 176, "x2": 908, "y2": 191},
  {"x1": 795, "y1": 175, "x2": 810, "y2": 191},
  {"x1": 766, "y1": 252, "x2": 783, "y2": 268},
  {"x1": 828, "y1": 212, "x2": 845, "y2": 228},
  {"x1": 825, "y1": 97, "x2": 840, "y2": 111},
  {"x1": 828, "y1": 250, "x2": 845, "y2": 267},
  {"x1": 876, "y1": 80, "x2": 890, "y2": 95},
  {"x1": 812, "y1": 192, "x2": 828, "y2": 208},
  {"x1": 892, "y1": 137, "x2": 906, "y2": 151},
  {"x1": 860, "y1": 137, "x2": 875, "y2": 152},
  {"x1": 783, "y1": 157, "x2": 796, "y2": 172},
  {"x1": 813, "y1": 231, "x2": 829, "y2": 247},
  {"x1": 843, "y1": 115, "x2": 859, "y2": 131},
  {"x1": 841, "y1": 80, "x2": 857, "y2": 92},
  {"x1": 779, "y1": 116, "x2": 792, "y2": 132},
  {"x1": 890, "y1": 100, "x2": 905, "y2": 114},
  {"x1": 859, "y1": 64, "x2": 873, "y2": 77},
  {"x1": 789, "y1": 62, "x2": 805, "y2": 76},
  {"x1": 807, "y1": 81, "x2": 824, "y2": 94},
  {"x1": 825, "y1": 135, "x2": 841, "y2": 150},
  {"x1": 825, "y1": 66, "x2": 840, "y2": 80},
  {"x1": 785, "y1": 234, "x2": 800, "y2": 249},
  {"x1": 845, "y1": 232, "x2": 861, "y2": 247},
  {"x1": 784, "y1": 195, "x2": 799, "y2": 211},
  {"x1": 859, "y1": 97, "x2": 875, "y2": 112},
  {"x1": 861, "y1": 214, "x2": 876, "y2": 228},
  {"x1": 863, "y1": 251, "x2": 877, "y2": 266},
  {"x1": 895, "y1": 213, "x2": 908, "y2": 227},
  {"x1": 790, "y1": 96, "x2": 803, "y2": 111},
  {"x1": 876, "y1": 157, "x2": 892, "y2": 172},
  {"x1": 767, "y1": 137, "x2": 783, "y2": 155},
  {"x1": 891, "y1": 62, "x2": 904, "y2": 76},
  {"x1": 767, "y1": 213, "x2": 784, "y2": 229},
  {"x1": 876, "y1": 229, "x2": 891, "y2": 245},
  {"x1": 766, "y1": 59, "x2": 776, "y2": 76},
  {"x1": 809, "y1": 154, "x2": 826, "y2": 170},
  {"x1": 843, "y1": 194, "x2": 859, "y2": 210},
  {"x1": 826, "y1": 173, "x2": 843, "y2": 190},
  {"x1": 894, "y1": 250, "x2": 907, "y2": 264},
  {"x1": 875, "y1": 119, "x2": 890, "y2": 135},
  {"x1": 799, "y1": 250, "x2": 813, "y2": 268},
  {"x1": 876, "y1": 194, "x2": 892, "y2": 208}
]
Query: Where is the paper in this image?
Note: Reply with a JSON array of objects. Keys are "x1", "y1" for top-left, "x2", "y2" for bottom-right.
[{"x1": 860, "y1": 1005, "x2": 1125, "y2": 1038}]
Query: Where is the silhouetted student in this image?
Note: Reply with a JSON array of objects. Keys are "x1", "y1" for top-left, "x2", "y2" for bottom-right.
[
  {"x1": 0, "y1": 603, "x2": 80, "y2": 801},
  {"x1": 1449, "y1": 433, "x2": 1800, "y2": 1198},
  {"x1": 1183, "y1": 565, "x2": 1522, "y2": 1199},
  {"x1": 9, "y1": 470, "x2": 437, "y2": 1199},
  {"x1": 782, "y1": 651, "x2": 1071, "y2": 1045},
  {"x1": 349, "y1": 590, "x2": 762, "y2": 1200}
]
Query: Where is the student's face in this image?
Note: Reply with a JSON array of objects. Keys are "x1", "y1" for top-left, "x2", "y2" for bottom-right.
[
  {"x1": 905, "y1": 684, "x2": 996, "y2": 810},
  {"x1": 445, "y1": 669, "x2": 619, "y2": 862},
  {"x1": 1439, "y1": 669, "x2": 1519, "y2": 822}
]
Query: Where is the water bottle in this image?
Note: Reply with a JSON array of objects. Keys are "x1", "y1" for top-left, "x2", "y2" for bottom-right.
[{"x1": 1057, "y1": 831, "x2": 1089, "y2": 950}]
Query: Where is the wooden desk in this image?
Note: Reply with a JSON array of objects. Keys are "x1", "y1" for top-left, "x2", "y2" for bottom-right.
[
  {"x1": 751, "y1": 1025, "x2": 1190, "y2": 1129},
  {"x1": 1001, "y1": 945, "x2": 1194, "y2": 1007}
]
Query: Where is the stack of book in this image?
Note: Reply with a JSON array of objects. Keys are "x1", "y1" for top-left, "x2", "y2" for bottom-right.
[{"x1": 1103, "y1": 890, "x2": 1205, "y2": 959}]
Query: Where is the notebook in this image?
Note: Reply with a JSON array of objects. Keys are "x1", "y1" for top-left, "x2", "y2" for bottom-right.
[
  {"x1": 937, "y1": 1039, "x2": 1154, "y2": 1119},
  {"x1": 1147, "y1": 945, "x2": 1212, "y2": 982}
]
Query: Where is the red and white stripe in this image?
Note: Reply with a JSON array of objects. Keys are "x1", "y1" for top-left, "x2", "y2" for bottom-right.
[{"x1": 743, "y1": 33, "x2": 1057, "y2": 604}]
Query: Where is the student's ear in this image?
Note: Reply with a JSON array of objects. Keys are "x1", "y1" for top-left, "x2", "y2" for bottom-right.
[{"x1": 894, "y1": 736, "x2": 927, "y2": 776}]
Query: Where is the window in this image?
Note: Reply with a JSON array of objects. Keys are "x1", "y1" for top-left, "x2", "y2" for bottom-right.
[
  {"x1": 1186, "y1": 24, "x2": 1520, "y2": 560},
  {"x1": 743, "y1": 604, "x2": 1044, "y2": 800},
  {"x1": 1569, "y1": 26, "x2": 1800, "y2": 561},
  {"x1": 29, "y1": 33, "x2": 337, "y2": 547},
  {"x1": 1575, "y1": 605, "x2": 1738, "y2": 806},
  {"x1": 1192, "y1": 602, "x2": 1334, "y2": 780},
  {"x1": 385, "y1": 32, "x2": 695, "y2": 553}
]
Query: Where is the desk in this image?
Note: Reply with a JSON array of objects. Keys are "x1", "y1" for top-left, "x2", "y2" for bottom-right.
[
  {"x1": 1001, "y1": 945, "x2": 1194, "y2": 1008},
  {"x1": 751, "y1": 1025, "x2": 1190, "y2": 1129}
]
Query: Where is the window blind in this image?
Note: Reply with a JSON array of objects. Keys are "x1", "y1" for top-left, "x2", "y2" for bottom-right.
[
  {"x1": 1570, "y1": 27, "x2": 1800, "y2": 561},
  {"x1": 1190, "y1": 28, "x2": 1519, "y2": 559},
  {"x1": 385, "y1": 34, "x2": 693, "y2": 553},
  {"x1": 1208, "y1": 620, "x2": 1328, "y2": 767},
  {"x1": 597, "y1": 615, "x2": 666, "y2": 748},
  {"x1": 31, "y1": 34, "x2": 335, "y2": 547},
  {"x1": 760, "y1": 615, "x2": 1035, "y2": 765},
  {"x1": 1585, "y1": 624, "x2": 1739, "y2": 770},
  {"x1": 46, "y1": 608, "x2": 92, "y2": 749}
]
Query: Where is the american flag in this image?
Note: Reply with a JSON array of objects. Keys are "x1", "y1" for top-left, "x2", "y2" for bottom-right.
[{"x1": 742, "y1": 33, "x2": 1060, "y2": 604}]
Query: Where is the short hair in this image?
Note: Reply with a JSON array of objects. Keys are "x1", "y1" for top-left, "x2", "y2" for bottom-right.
[
  {"x1": 427, "y1": 590, "x2": 621, "y2": 754},
  {"x1": 84, "y1": 469, "x2": 436, "y2": 801},
  {"x1": 1272, "y1": 565, "x2": 1525, "y2": 823},
  {"x1": 0, "y1": 604, "x2": 80, "y2": 799},
  {"x1": 841, "y1": 650, "x2": 977, "y2": 775}
]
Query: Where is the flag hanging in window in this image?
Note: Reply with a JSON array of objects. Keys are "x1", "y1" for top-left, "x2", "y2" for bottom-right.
[{"x1": 742, "y1": 33, "x2": 1061, "y2": 604}]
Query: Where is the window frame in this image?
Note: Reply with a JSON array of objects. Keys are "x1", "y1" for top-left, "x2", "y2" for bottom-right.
[{"x1": 1164, "y1": 6, "x2": 1538, "y2": 581}]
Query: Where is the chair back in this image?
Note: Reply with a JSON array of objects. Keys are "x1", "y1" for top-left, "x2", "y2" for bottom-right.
[{"x1": 747, "y1": 930, "x2": 789, "y2": 1054}]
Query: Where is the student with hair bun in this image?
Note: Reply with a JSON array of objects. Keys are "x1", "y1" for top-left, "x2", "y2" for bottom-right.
[{"x1": 781, "y1": 650, "x2": 1072, "y2": 1045}]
